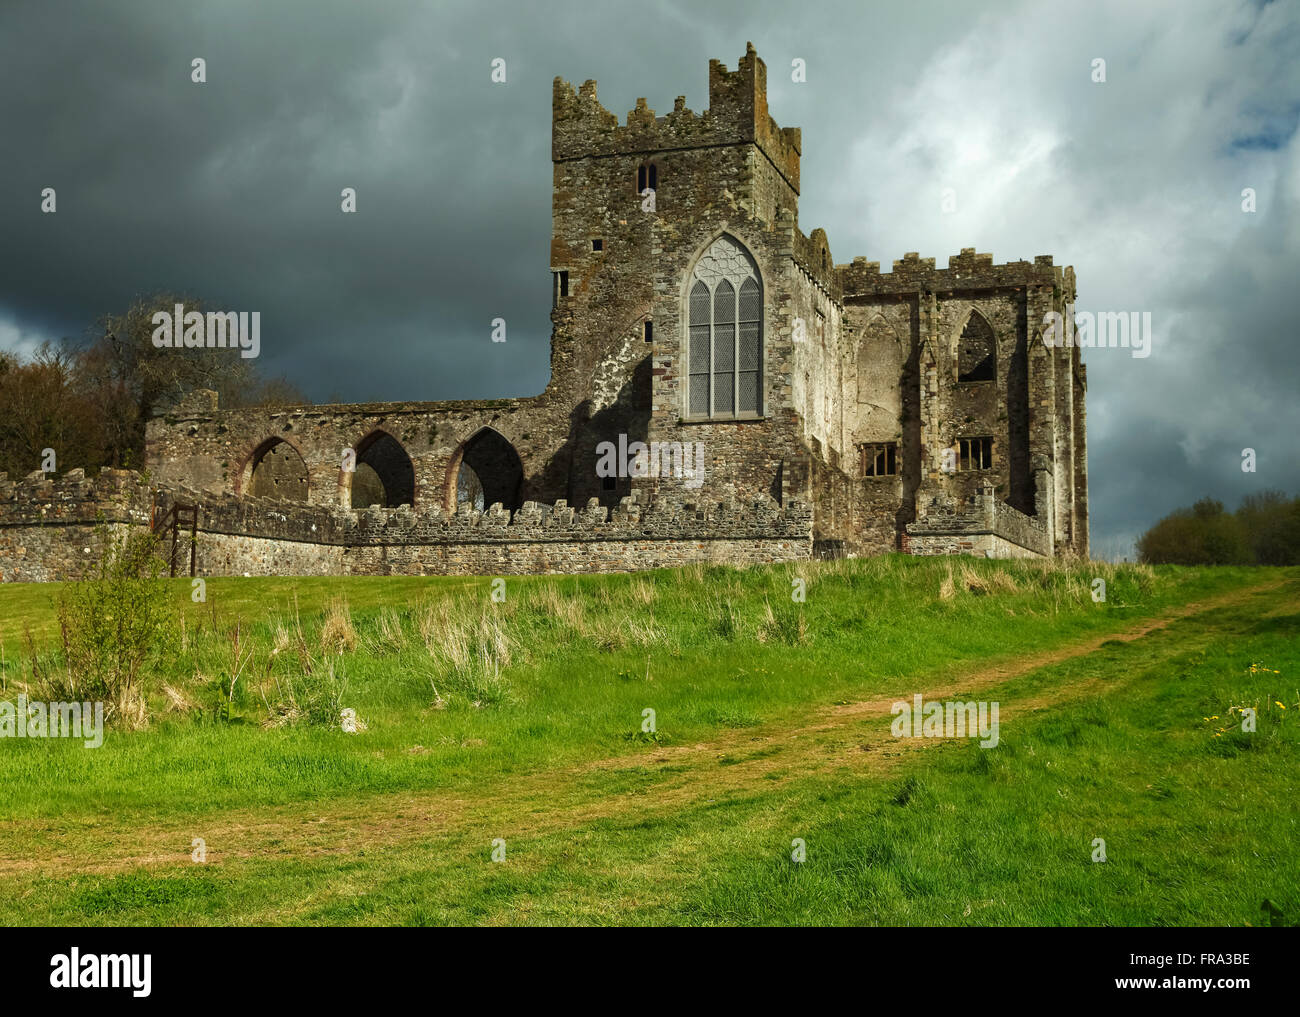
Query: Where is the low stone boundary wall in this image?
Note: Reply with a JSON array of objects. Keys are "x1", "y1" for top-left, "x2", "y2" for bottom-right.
[{"x1": 0, "y1": 469, "x2": 814, "y2": 580}]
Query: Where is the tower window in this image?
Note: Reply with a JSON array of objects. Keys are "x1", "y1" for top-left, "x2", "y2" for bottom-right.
[
  {"x1": 958, "y1": 436, "x2": 993, "y2": 471},
  {"x1": 687, "y1": 234, "x2": 763, "y2": 419},
  {"x1": 637, "y1": 162, "x2": 658, "y2": 193},
  {"x1": 643, "y1": 320, "x2": 653, "y2": 343},
  {"x1": 860, "y1": 442, "x2": 898, "y2": 477},
  {"x1": 592, "y1": 239, "x2": 603, "y2": 252},
  {"x1": 553, "y1": 270, "x2": 569, "y2": 306},
  {"x1": 957, "y1": 313, "x2": 996, "y2": 382}
]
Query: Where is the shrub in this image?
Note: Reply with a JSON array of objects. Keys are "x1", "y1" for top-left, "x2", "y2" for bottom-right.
[{"x1": 55, "y1": 527, "x2": 170, "y2": 727}]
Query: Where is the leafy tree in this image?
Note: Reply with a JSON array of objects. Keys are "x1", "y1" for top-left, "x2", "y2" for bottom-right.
[
  {"x1": 1, "y1": 295, "x2": 309, "y2": 476},
  {"x1": 1237, "y1": 490, "x2": 1300, "y2": 565},
  {"x1": 1138, "y1": 491, "x2": 1298, "y2": 565},
  {"x1": 0, "y1": 343, "x2": 103, "y2": 478}
]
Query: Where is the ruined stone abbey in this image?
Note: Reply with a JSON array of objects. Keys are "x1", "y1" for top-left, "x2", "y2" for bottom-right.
[{"x1": 0, "y1": 44, "x2": 1088, "y2": 581}]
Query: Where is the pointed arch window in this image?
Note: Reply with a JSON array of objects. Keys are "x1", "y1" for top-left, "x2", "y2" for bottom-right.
[
  {"x1": 957, "y1": 312, "x2": 996, "y2": 382},
  {"x1": 687, "y1": 235, "x2": 763, "y2": 418}
]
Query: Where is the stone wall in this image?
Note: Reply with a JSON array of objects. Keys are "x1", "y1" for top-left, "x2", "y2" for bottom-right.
[
  {"x1": 902, "y1": 483, "x2": 1050, "y2": 558},
  {"x1": 0, "y1": 467, "x2": 813, "y2": 582},
  {"x1": 0, "y1": 469, "x2": 153, "y2": 582},
  {"x1": 827, "y1": 247, "x2": 1087, "y2": 558}
]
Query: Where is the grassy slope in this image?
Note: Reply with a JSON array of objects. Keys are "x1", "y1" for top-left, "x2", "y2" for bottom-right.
[{"x1": 0, "y1": 557, "x2": 1295, "y2": 925}]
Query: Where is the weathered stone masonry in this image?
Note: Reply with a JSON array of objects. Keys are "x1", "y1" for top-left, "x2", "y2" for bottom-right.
[{"x1": 1, "y1": 44, "x2": 1087, "y2": 581}]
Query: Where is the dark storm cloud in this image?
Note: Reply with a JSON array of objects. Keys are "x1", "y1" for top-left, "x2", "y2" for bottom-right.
[{"x1": 1, "y1": 0, "x2": 1296, "y2": 555}]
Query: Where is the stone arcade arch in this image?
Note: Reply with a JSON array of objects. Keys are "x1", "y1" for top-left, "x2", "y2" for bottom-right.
[
  {"x1": 246, "y1": 437, "x2": 309, "y2": 501},
  {"x1": 348, "y1": 430, "x2": 415, "y2": 509},
  {"x1": 446, "y1": 427, "x2": 524, "y2": 514}
]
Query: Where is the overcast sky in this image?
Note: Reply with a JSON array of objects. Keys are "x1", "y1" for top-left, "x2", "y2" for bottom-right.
[{"x1": 0, "y1": 0, "x2": 1295, "y2": 557}]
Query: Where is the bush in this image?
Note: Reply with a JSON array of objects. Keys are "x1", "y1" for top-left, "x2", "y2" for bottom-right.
[{"x1": 55, "y1": 528, "x2": 171, "y2": 727}]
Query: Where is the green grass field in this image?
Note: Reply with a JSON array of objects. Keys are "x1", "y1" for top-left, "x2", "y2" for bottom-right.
[{"x1": 0, "y1": 555, "x2": 1296, "y2": 926}]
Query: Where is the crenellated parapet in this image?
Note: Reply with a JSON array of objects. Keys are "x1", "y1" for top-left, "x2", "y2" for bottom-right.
[
  {"x1": 166, "y1": 485, "x2": 812, "y2": 547},
  {"x1": 2, "y1": 471, "x2": 814, "y2": 581},
  {"x1": 785, "y1": 220, "x2": 840, "y2": 301},
  {"x1": 839, "y1": 248, "x2": 1075, "y2": 300},
  {"x1": 552, "y1": 42, "x2": 801, "y2": 193},
  {"x1": 0, "y1": 468, "x2": 153, "y2": 528}
]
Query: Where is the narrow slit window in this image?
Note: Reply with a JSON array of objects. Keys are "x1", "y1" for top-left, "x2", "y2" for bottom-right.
[
  {"x1": 638, "y1": 162, "x2": 658, "y2": 195},
  {"x1": 643, "y1": 320, "x2": 653, "y2": 343}
]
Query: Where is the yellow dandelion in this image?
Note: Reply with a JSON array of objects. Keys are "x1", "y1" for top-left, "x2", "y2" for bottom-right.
[{"x1": 1275, "y1": 702, "x2": 1286, "y2": 710}]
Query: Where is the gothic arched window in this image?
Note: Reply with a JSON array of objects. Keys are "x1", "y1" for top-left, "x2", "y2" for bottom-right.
[
  {"x1": 687, "y1": 235, "x2": 763, "y2": 418},
  {"x1": 957, "y1": 311, "x2": 996, "y2": 382}
]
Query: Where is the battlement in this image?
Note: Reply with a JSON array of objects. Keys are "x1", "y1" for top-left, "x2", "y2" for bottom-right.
[
  {"x1": 904, "y1": 483, "x2": 1049, "y2": 558},
  {"x1": 786, "y1": 221, "x2": 840, "y2": 299},
  {"x1": 158, "y1": 484, "x2": 812, "y2": 547},
  {"x1": 1, "y1": 467, "x2": 814, "y2": 581},
  {"x1": 0, "y1": 468, "x2": 152, "y2": 527},
  {"x1": 552, "y1": 42, "x2": 801, "y2": 193},
  {"x1": 839, "y1": 248, "x2": 1075, "y2": 299}
]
